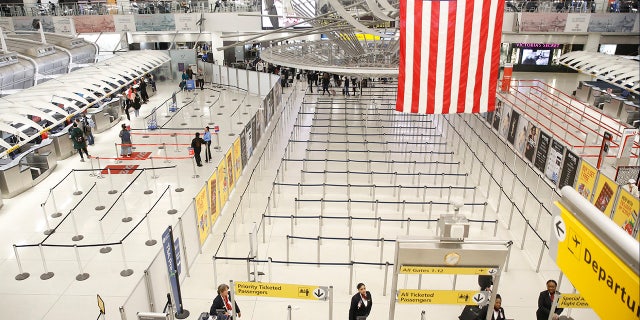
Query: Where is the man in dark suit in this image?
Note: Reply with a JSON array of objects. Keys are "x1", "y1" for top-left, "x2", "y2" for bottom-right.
[
  {"x1": 536, "y1": 280, "x2": 563, "y2": 320},
  {"x1": 210, "y1": 283, "x2": 241, "y2": 319},
  {"x1": 349, "y1": 283, "x2": 372, "y2": 320}
]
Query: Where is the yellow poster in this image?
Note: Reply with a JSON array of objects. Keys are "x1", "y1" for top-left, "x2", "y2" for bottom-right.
[
  {"x1": 591, "y1": 174, "x2": 618, "y2": 216},
  {"x1": 217, "y1": 159, "x2": 228, "y2": 209},
  {"x1": 611, "y1": 189, "x2": 639, "y2": 236},
  {"x1": 233, "y1": 138, "x2": 242, "y2": 180},
  {"x1": 208, "y1": 170, "x2": 220, "y2": 226},
  {"x1": 575, "y1": 161, "x2": 597, "y2": 201},
  {"x1": 226, "y1": 148, "x2": 235, "y2": 191},
  {"x1": 195, "y1": 186, "x2": 210, "y2": 245}
]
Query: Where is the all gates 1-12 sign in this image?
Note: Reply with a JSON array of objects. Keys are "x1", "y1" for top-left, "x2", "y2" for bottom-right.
[{"x1": 552, "y1": 202, "x2": 639, "y2": 320}]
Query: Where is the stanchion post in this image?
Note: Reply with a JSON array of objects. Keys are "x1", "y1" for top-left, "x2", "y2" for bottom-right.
[
  {"x1": 191, "y1": 156, "x2": 199, "y2": 178},
  {"x1": 70, "y1": 209, "x2": 84, "y2": 241},
  {"x1": 50, "y1": 190, "x2": 62, "y2": 218},
  {"x1": 13, "y1": 245, "x2": 30, "y2": 280},
  {"x1": 40, "y1": 203, "x2": 54, "y2": 235},
  {"x1": 98, "y1": 220, "x2": 112, "y2": 254},
  {"x1": 107, "y1": 168, "x2": 118, "y2": 194},
  {"x1": 38, "y1": 244, "x2": 54, "y2": 280},
  {"x1": 167, "y1": 188, "x2": 178, "y2": 214},
  {"x1": 145, "y1": 214, "x2": 157, "y2": 246},
  {"x1": 74, "y1": 245, "x2": 90, "y2": 281},
  {"x1": 72, "y1": 170, "x2": 83, "y2": 196},
  {"x1": 175, "y1": 166, "x2": 184, "y2": 192},
  {"x1": 119, "y1": 243, "x2": 134, "y2": 277}
]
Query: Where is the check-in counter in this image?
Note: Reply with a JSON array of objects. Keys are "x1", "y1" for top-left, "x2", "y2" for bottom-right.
[
  {"x1": 588, "y1": 87, "x2": 604, "y2": 107},
  {"x1": 575, "y1": 81, "x2": 591, "y2": 102},
  {"x1": 87, "y1": 98, "x2": 122, "y2": 134},
  {"x1": 0, "y1": 139, "x2": 57, "y2": 198},
  {"x1": 601, "y1": 95, "x2": 625, "y2": 118},
  {"x1": 51, "y1": 124, "x2": 75, "y2": 160},
  {"x1": 621, "y1": 101, "x2": 640, "y2": 127}
]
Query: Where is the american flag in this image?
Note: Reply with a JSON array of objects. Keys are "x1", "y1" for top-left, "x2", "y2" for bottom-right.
[{"x1": 396, "y1": 0, "x2": 505, "y2": 114}]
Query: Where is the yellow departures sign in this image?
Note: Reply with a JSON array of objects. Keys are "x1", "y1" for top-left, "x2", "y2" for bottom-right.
[
  {"x1": 553, "y1": 203, "x2": 639, "y2": 319},
  {"x1": 399, "y1": 265, "x2": 498, "y2": 275},
  {"x1": 234, "y1": 281, "x2": 328, "y2": 301},
  {"x1": 398, "y1": 290, "x2": 481, "y2": 305}
]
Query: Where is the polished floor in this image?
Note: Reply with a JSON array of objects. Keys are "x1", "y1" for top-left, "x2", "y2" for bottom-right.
[{"x1": 0, "y1": 72, "x2": 607, "y2": 319}]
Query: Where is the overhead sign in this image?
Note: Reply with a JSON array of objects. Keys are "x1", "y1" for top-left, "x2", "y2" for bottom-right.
[
  {"x1": 234, "y1": 281, "x2": 329, "y2": 301},
  {"x1": 399, "y1": 265, "x2": 498, "y2": 275},
  {"x1": 398, "y1": 290, "x2": 484, "y2": 305},
  {"x1": 557, "y1": 294, "x2": 589, "y2": 309},
  {"x1": 551, "y1": 203, "x2": 639, "y2": 320}
]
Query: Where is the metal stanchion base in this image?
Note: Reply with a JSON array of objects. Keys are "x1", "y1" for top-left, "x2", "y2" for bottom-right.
[
  {"x1": 175, "y1": 187, "x2": 184, "y2": 192},
  {"x1": 194, "y1": 108, "x2": 200, "y2": 111},
  {"x1": 145, "y1": 240, "x2": 157, "y2": 246},
  {"x1": 75, "y1": 273, "x2": 90, "y2": 281},
  {"x1": 142, "y1": 135, "x2": 150, "y2": 138},
  {"x1": 100, "y1": 247, "x2": 112, "y2": 254},
  {"x1": 236, "y1": 122, "x2": 243, "y2": 125},
  {"x1": 167, "y1": 209, "x2": 178, "y2": 214},
  {"x1": 242, "y1": 112, "x2": 248, "y2": 115},
  {"x1": 108, "y1": 190, "x2": 118, "y2": 195},
  {"x1": 51, "y1": 212, "x2": 62, "y2": 218},
  {"x1": 217, "y1": 112, "x2": 223, "y2": 115},
  {"x1": 44, "y1": 229, "x2": 54, "y2": 235},
  {"x1": 73, "y1": 190, "x2": 83, "y2": 196},
  {"x1": 208, "y1": 122, "x2": 215, "y2": 125},
  {"x1": 15, "y1": 273, "x2": 30, "y2": 281},
  {"x1": 72, "y1": 235, "x2": 84, "y2": 241},
  {"x1": 165, "y1": 115, "x2": 171, "y2": 118},
  {"x1": 122, "y1": 217, "x2": 133, "y2": 223},
  {"x1": 120, "y1": 269, "x2": 134, "y2": 277},
  {"x1": 95, "y1": 205, "x2": 105, "y2": 211},
  {"x1": 181, "y1": 123, "x2": 188, "y2": 126},
  {"x1": 192, "y1": 174, "x2": 200, "y2": 178},
  {"x1": 228, "y1": 133, "x2": 235, "y2": 136},
  {"x1": 191, "y1": 115, "x2": 198, "y2": 118},
  {"x1": 158, "y1": 145, "x2": 165, "y2": 149},
  {"x1": 40, "y1": 272, "x2": 54, "y2": 280},
  {"x1": 144, "y1": 190, "x2": 154, "y2": 195},
  {"x1": 220, "y1": 105, "x2": 225, "y2": 108},
  {"x1": 175, "y1": 310, "x2": 190, "y2": 319}
]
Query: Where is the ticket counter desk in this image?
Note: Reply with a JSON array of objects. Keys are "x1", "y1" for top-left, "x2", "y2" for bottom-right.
[
  {"x1": 0, "y1": 140, "x2": 57, "y2": 198},
  {"x1": 87, "y1": 98, "x2": 122, "y2": 134},
  {"x1": 575, "y1": 81, "x2": 592, "y2": 102},
  {"x1": 621, "y1": 101, "x2": 640, "y2": 126},
  {"x1": 51, "y1": 124, "x2": 75, "y2": 160},
  {"x1": 600, "y1": 95, "x2": 626, "y2": 118}
]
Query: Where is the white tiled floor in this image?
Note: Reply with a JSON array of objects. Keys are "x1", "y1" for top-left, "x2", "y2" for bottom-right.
[{"x1": 0, "y1": 73, "x2": 603, "y2": 320}]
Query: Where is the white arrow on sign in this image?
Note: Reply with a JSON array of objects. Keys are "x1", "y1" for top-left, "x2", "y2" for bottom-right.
[
  {"x1": 553, "y1": 216, "x2": 566, "y2": 242},
  {"x1": 488, "y1": 268, "x2": 497, "y2": 275},
  {"x1": 472, "y1": 292, "x2": 486, "y2": 305}
]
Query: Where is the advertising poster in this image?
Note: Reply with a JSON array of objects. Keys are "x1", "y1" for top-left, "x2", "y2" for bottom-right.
[
  {"x1": 134, "y1": 14, "x2": 176, "y2": 32},
  {"x1": 558, "y1": 150, "x2": 579, "y2": 189},
  {"x1": 534, "y1": 131, "x2": 551, "y2": 173},
  {"x1": 575, "y1": 161, "x2": 598, "y2": 200},
  {"x1": 507, "y1": 110, "x2": 520, "y2": 145},
  {"x1": 162, "y1": 226, "x2": 185, "y2": 314},
  {"x1": 519, "y1": 13, "x2": 567, "y2": 32},
  {"x1": 195, "y1": 186, "x2": 210, "y2": 245},
  {"x1": 208, "y1": 171, "x2": 220, "y2": 225},
  {"x1": 492, "y1": 102, "x2": 503, "y2": 131},
  {"x1": 226, "y1": 148, "x2": 235, "y2": 192},
  {"x1": 564, "y1": 13, "x2": 591, "y2": 33},
  {"x1": 240, "y1": 131, "x2": 248, "y2": 169},
  {"x1": 114, "y1": 15, "x2": 136, "y2": 32},
  {"x1": 173, "y1": 13, "x2": 199, "y2": 32},
  {"x1": 217, "y1": 159, "x2": 228, "y2": 210},
  {"x1": 499, "y1": 104, "x2": 512, "y2": 139},
  {"x1": 251, "y1": 116, "x2": 259, "y2": 151},
  {"x1": 73, "y1": 15, "x2": 115, "y2": 32},
  {"x1": 524, "y1": 124, "x2": 538, "y2": 163},
  {"x1": 592, "y1": 174, "x2": 618, "y2": 215},
  {"x1": 52, "y1": 16, "x2": 75, "y2": 35},
  {"x1": 264, "y1": 89, "x2": 273, "y2": 124},
  {"x1": 12, "y1": 16, "x2": 54, "y2": 32},
  {"x1": 245, "y1": 120, "x2": 254, "y2": 158},
  {"x1": 233, "y1": 138, "x2": 243, "y2": 179},
  {"x1": 545, "y1": 139, "x2": 565, "y2": 185},
  {"x1": 0, "y1": 17, "x2": 14, "y2": 32},
  {"x1": 588, "y1": 13, "x2": 636, "y2": 32},
  {"x1": 514, "y1": 117, "x2": 529, "y2": 155},
  {"x1": 611, "y1": 189, "x2": 639, "y2": 236}
]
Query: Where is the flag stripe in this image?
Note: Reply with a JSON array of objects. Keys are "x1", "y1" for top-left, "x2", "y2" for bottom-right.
[
  {"x1": 442, "y1": 3, "x2": 457, "y2": 114},
  {"x1": 410, "y1": 0, "x2": 423, "y2": 114},
  {"x1": 396, "y1": 0, "x2": 407, "y2": 112},
  {"x1": 397, "y1": 0, "x2": 504, "y2": 115},
  {"x1": 426, "y1": 1, "x2": 439, "y2": 114}
]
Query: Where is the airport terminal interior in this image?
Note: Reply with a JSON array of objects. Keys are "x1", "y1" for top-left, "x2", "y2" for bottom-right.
[{"x1": 0, "y1": 1, "x2": 638, "y2": 320}]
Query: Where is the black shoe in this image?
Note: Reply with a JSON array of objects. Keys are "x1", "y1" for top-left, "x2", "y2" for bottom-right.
[{"x1": 197, "y1": 164, "x2": 203, "y2": 167}]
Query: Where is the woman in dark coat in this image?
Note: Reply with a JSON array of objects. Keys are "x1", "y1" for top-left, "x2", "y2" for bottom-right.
[
  {"x1": 349, "y1": 283, "x2": 372, "y2": 320},
  {"x1": 70, "y1": 122, "x2": 89, "y2": 161},
  {"x1": 210, "y1": 283, "x2": 241, "y2": 319}
]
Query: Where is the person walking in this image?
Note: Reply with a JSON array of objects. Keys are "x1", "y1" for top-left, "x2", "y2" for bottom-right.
[
  {"x1": 349, "y1": 283, "x2": 372, "y2": 320},
  {"x1": 322, "y1": 73, "x2": 331, "y2": 96},
  {"x1": 70, "y1": 122, "x2": 89, "y2": 162},
  {"x1": 210, "y1": 283, "x2": 241, "y2": 318},
  {"x1": 203, "y1": 126, "x2": 212, "y2": 163},
  {"x1": 139, "y1": 77, "x2": 149, "y2": 103},
  {"x1": 119, "y1": 124, "x2": 132, "y2": 157},
  {"x1": 132, "y1": 89, "x2": 142, "y2": 117},
  {"x1": 536, "y1": 280, "x2": 563, "y2": 320},
  {"x1": 344, "y1": 76, "x2": 350, "y2": 96},
  {"x1": 191, "y1": 132, "x2": 206, "y2": 167},
  {"x1": 81, "y1": 114, "x2": 95, "y2": 145},
  {"x1": 196, "y1": 70, "x2": 205, "y2": 90}
]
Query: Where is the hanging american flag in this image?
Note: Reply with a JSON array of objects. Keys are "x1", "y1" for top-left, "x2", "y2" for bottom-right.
[{"x1": 396, "y1": 0, "x2": 505, "y2": 114}]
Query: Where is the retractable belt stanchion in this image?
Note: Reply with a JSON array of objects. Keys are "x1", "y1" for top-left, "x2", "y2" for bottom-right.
[
  {"x1": 74, "y1": 245, "x2": 90, "y2": 281},
  {"x1": 13, "y1": 244, "x2": 30, "y2": 280},
  {"x1": 72, "y1": 170, "x2": 83, "y2": 196},
  {"x1": 107, "y1": 168, "x2": 118, "y2": 194},
  {"x1": 40, "y1": 203, "x2": 54, "y2": 235},
  {"x1": 38, "y1": 244, "x2": 54, "y2": 280},
  {"x1": 119, "y1": 242, "x2": 134, "y2": 277}
]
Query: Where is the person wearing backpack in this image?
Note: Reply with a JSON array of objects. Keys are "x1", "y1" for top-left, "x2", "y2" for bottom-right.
[
  {"x1": 119, "y1": 124, "x2": 132, "y2": 157},
  {"x1": 191, "y1": 132, "x2": 206, "y2": 167},
  {"x1": 132, "y1": 89, "x2": 142, "y2": 117},
  {"x1": 70, "y1": 122, "x2": 89, "y2": 162},
  {"x1": 81, "y1": 115, "x2": 95, "y2": 145}
]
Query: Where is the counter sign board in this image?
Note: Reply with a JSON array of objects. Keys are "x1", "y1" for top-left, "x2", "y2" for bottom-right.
[
  {"x1": 550, "y1": 202, "x2": 639, "y2": 320},
  {"x1": 234, "y1": 281, "x2": 329, "y2": 301},
  {"x1": 398, "y1": 290, "x2": 486, "y2": 305},
  {"x1": 399, "y1": 265, "x2": 498, "y2": 275},
  {"x1": 558, "y1": 294, "x2": 589, "y2": 309}
]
